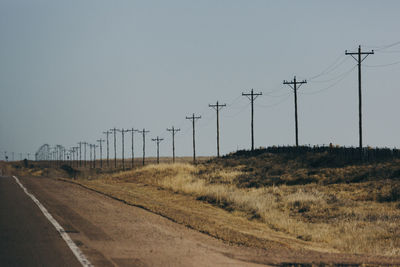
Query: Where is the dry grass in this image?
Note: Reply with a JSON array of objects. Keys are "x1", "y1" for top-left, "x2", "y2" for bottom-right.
[{"x1": 90, "y1": 158, "x2": 400, "y2": 256}]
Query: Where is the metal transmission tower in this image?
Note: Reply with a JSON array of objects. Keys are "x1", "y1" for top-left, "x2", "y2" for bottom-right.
[
  {"x1": 166, "y1": 126, "x2": 180, "y2": 163},
  {"x1": 209, "y1": 101, "x2": 226, "y2": 157},
  {"x1": 109, "y1": 128, "x2": 118, "y2": 168},
  {"x1": 117, "y1": 128, "x2": 130, "y2": 170},
  {"x1": 103, "y1": 130, "x2": 112, "y2": 168},
  {"x1": 138, "y1": 128, "x2": 150, "y2": 166},
  {"x1": 151, "y1": 136, "x2": 164, "y2": 164},
  {"x1": 283, "y1": 76, "x2": 307, "y2": 147},
  {"x1": 186, "y1": 113, "x2": 201, "y2": 163},
  {"x1": 96, "y1": 139, "x2": 105, "y2": 168},
  {"x1": 345, "y1": 45, "x2": 374, "y2": 151},
  {"x1": 126, "y1": 128, "x2": 138, "y2": 168},
  {"x1": 242, "y1": 89, "x2": 262, "y2": 151}
]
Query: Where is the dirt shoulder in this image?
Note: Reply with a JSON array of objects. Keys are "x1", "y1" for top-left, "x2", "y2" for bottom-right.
[{"x1": 62, "y1": 176, "x2": 400, "y2": 265}]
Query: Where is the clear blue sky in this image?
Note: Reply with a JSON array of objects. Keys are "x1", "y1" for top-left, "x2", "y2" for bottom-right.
[{"x1": 1, "y1": 0, "x2": 400, "y2": 159}]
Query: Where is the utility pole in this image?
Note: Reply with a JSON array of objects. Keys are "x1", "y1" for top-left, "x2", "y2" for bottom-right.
[
  {"x1": 345, "y1": 45, "x2": 374, "y2": 152},
  {"x1": 89, "y1": 144, "x2": 93, "y2": 168},
  {"x1": 93, "y1": 144, "x2": 98, "y2": 168},
  {"x1": 97, "y1": 139, "x2": 105, "y2": 168},
  {"x1": 81, "y1": 142, "x2": 88, "y2": 167},
  {"x1": 209, "y1": 101, "x2": 226, "y2": 157},
  {"x1": 186, "y1": 113, "x2": 201, "y2": 163},
  {"x1": 117, "y1": 128, "x2": 130, "y2": 170},
  {"x1": 138, "y1": 128, "x2": 150, "y2": 166},
  {"x1": 73, "y1": 146, "x2": 79, "y2": 168},
  {"x1": 151, "y1": 136, "x2": 164, "y2": 164},
  {"x1": 78, "y1": 142, "x2": 83, "y2": 167},
  {"x1": 166, "y1": 126, "x2": 180, "y2": 163},
  {"x1": 126, "y1": 128, "x2": 138, "y2": 168},
  {"x1": 283, "y1": 76, "x2": 307, "y2": 147},
  {"x1": 109, "y1": 128, "x2": 118, "y2": 168},
  {"x1": 242, "y1": 89, "x2": 262, "y2": 151},
  {"x1": 103, "y1": 130, "x2": 112, "y2": 168}
]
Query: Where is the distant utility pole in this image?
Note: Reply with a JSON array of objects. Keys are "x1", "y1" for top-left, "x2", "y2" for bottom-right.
[
  {"x1": 186, "y1": 113, "x2": 201, "y2": 163},
  {"x1": 152, "y1": 136, "x2": 164, "y2": 164},
  {"x1": 166, "y1": 126, "x2": 180, "y2": 163},
  {"x1": 345, "y1": 45, "x2": 374, "y2": 151},
  {"x1": 78, "y1": 142, "x2": 85, "y2": 167},
  {"x1": 73, "y1": 146, "x2": 79, "y2": 168},
  {"x1": 209, "y1": 101, "x2": 226, "y2": 157},
  {"x1": 81, "y1": 142, "x2": 88, "y2": 167},
  {"x1": 93, "y1": 144, "x2": 98, "y2": 168},
  {"x1": 103, "y1": 130, "x2": 112, "y2": 168},
  {"x1": 97, "y1": 139, "x2": 105, "y2": 168},
  {"x1": 109, "y1": 128, "x2": 118, "y2": 168},
  {"x1": 126, "y1": 128, "x2": 138, "y2": 168},
  {"x1": 89, "y1": 144, "x2": 93, "y2": 168},
  {"x1": 283, "y1": 76, "x2": 307, "y2": 147},
  {"x1": 117, "y1": 128, "x2": 130, "y2": 170},
  {"x1": 242, "y1": 89, "x2": 262, "y2": 151},
  {"x1": 138, "y1": 128, "x2": 150, "y2": 166}
]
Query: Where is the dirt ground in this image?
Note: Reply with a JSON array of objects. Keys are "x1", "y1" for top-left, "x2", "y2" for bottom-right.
[{"x1": 19, "y1": 176, "x2": 400, "y2": 266}]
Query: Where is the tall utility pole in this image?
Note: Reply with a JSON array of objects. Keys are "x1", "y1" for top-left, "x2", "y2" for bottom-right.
[
  {"x1": 97, "y1": 139, "x2": 105, "y2": 168},
  {"x1": 345, "y1": 45, "x2": 374, "y2": 151},
  {"x1": 166, "y1": 126, "x2": 180, "y2": 163},
  {"x1": 126, "y1": 128, "x2": 138, "y2": 168},
  {"x1": 78, "y1": 142, "x2": 83, "y2": 167},
  {"x1": 89, "y1": 144, "x2": 93, "y2": 168},
  {"x1": 109, "y1": 128, "x2": 118, "y2": 168},
  {"x1": 73, "y1": 146, "x2": 79, "y2": 168},
  {"x1": 242, "y1": 89, "x2": 262, "y2": 151},
  {"x1": 151, "y1": 136, "x2": 164, "y2": 164},
  {"x1": 103, "y1": 130, "x2": 112, "y2": 168},
  {"x1": 186, "y1": 113, "x2": 201, "y2": 163},
  {"x1": 283, "y1": 76, "x2": 307, "y2": 147},
  {"x1": 117, "y1": 128, "x2": 130, "y2": 170},
  {"x1": 209, "y1": 101, "x2": 226, "y2": 157},
  {"x1": 138, "y1": 128, "x2": 150, "y2": 166}
]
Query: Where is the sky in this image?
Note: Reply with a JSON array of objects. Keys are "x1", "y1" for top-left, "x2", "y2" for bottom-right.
[{"x1": 1, "y1": 0, "x2": 400, "y2": 160}]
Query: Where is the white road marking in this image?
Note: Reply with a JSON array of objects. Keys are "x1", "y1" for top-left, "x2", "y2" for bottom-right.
[{"x1": 12, "y1": 176, "x2": 93, "y2": 267}]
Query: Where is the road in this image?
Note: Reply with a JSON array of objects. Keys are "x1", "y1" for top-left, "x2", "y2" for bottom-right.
[
  {"x1": 0, "y1": 176, "x2": 81, "y2": 267},
  {"x1": 0, "y1": 176, "x2": 269, "y2": 266}
]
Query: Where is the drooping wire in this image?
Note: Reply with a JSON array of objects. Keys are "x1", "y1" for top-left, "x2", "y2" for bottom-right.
[
  {"x1": 255, "y1": 94, "x2": 291, "y2": 108},
  {"x1": 300, "y1": 65, "x2": 356, "y2": 95},
  {"x1": 364, "y1": 60, "x2": 400, "y2": 68},
  {"x1": 307, "y1": 64, "x2": 357, "y2": 83}
]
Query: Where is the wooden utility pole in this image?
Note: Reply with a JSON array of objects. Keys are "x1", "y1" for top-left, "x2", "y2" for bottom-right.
[
  {"x1": 186, "y1": 113, "x2": 201, "y2": 163},
  {"x1": 126, "y1": 128, "x2": 138, "y2": 168},
  {"x1": 97, "y1": 139, "x2": 105, "y2": 168},
  {"x1": 117, "y1": 128, "x2": 130, "y2": 170},
  {"x1": 81, "y1": 142, "x2": 88, "y2": 167},
  {"x1": 167, "y1": 126, "x2": 180, "y2": 163},
  {"x1": 138, "y1": 128, "x2": 150, "y2": 166},
  {"x1": 93, "y1": 144, "x2": 98, "y2": 168},
  {"x1": 283, "y1": 76, "x2": 307, "y2": 147},
  {"x1": 345, "y1": 45, "x2": 374, "y2": 151},
  {"x1": 209, "y1": 101, "x2": 226, "y2": 157},
  {"x1": 109, "y1": 128, "x2": 118, "y2": 168},
  {"x1": 103, "y1": 130, "x2": 112, "y2": 168},
  {"x1": 89, "y1": 144, "x2": 93, "y2": 168},
  {"x1": 152, "y1": 136, "x2": 164, "y2": 164},
  {"x1": 78, "y1": 142, "x2": 83, "y2": 167},
  {"x1": 242, "y1": 89, "x2": 262, "y2": 151}
]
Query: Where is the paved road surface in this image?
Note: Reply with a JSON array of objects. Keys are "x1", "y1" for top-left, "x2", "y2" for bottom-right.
[{"x1": 0, "y1": 176, "x2": 81, "y2": 267}]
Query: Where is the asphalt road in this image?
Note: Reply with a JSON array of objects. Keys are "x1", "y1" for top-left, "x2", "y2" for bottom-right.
[{"x1": 0, "y1": 176, "x2": 81, "y2": 267}]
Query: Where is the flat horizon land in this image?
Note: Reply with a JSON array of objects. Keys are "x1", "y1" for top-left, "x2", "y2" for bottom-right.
[{"x1": 3, "y1": 148, "x2": 400, "y2": 265}]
